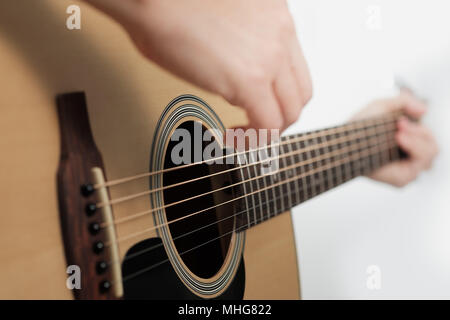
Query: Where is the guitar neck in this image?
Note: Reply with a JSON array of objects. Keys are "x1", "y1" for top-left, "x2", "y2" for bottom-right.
[{"x1": 235, "y1": 113, "x2": 403, "y2": 230}]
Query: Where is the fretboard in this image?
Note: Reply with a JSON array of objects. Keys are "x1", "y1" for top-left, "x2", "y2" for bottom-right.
[{"x1": 234, "y1": 113, "x2": 404, "y2": 230}]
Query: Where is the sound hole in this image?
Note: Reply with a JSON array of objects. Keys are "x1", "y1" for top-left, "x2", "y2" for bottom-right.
[{"x1": 163, "y1": 121, "x2": 237, "y2": 279}]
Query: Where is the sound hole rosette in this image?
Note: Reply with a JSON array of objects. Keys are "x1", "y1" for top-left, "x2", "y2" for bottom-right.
[{"x1": 149, "y1": 95, "x2": 245, "y2": 298}]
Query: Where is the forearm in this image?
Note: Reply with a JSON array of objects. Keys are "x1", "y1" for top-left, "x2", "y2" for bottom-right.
[{"x1": 80, "y1": 0, "x2": 313, "y2": 131}]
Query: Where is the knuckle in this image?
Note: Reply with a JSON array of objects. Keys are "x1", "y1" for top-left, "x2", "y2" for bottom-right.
[
  {"x1": 223, "y1": 82, "x2": 242, "y2": 107},
  {"x1": 256, "y1": 109, "x2": 284, "y2": 130},
  {"x1": 216, "y1": 81, "x2": 239, "y2": 106},
  {"x1": 277, "y1": 12, "x2": 296, "y2": 35},
  {"x1": 268, "y1": 117, "x2": 284, "y2": 130},
  {"x1": 254, "y1": 111, "x2": 284, "y2": 130},
  {"x1": 267, "y1": 43, "x2": 285, "y2": 64},
  {"x1": 223, "y1": 90, "x2": 239, "y2": 107},
  {"x1": 228, "y1": 72, "x2": 266, "y2": 106},
  {"x1": 246, "y1": 65, "x2": 269, "y2": 85}
]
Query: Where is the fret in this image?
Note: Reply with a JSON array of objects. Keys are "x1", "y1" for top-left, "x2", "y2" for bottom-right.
[
  {"x1": 278, "y1": 141, "x2": 287, "y2": 208},
  {"x1": 265, "y1": 144, "x2": 277, "y2": 219},
  {"x1": 286, "y1": 139, "x2": 300, "y2": 205},
  {"x1": 391, "y1": 122, "x2": 402, "y2": 161},
  {"x1": 331, "y1": 130, "x2": 344, "y2": 186},
  {"x1": 359, "y1": 119, "x2": 389, "y2": 175},
  {"x1": 367, "y1": 122, "x2": 379, "y2": 171},
  {"x1": 277, "y1": 175, "x2": 286, "y2": 213},
  {"x1": 330, "y1": 130, "x2": 343, "y2": 187},
  {"x1": 258, "y1": 145, "x2": 271, "y2": 221},
  {"x1": 268, "y1": 175, "x2": 277, "y2": 218},
  {"x1": 346, "y1": 123, "x2": 358, "y2": 177},
  {"x1": 383, "y1": 119, "x2": 401, "y2": 163},
  {"x1": 355, "y1": 122, "x2": 368, "y2": 177},
  {"x1": 379, "y1": 120, "x2": 392, "y2": 166},
  {"x1": 249, "y1": 149, "x2": 265, "y2": 223},
  {"x1": 236, "y1": 154, "x2": 252, "y2": 229},
  {"x1": 294, "y1": 135, "x2": 308, "y2": 203},
  {"x1": 368, "y1": 120, "x2": 384, "y2": 172},
  {"x1": 323, "y1": 133, "x2": 335, "y2": 190},
  {"x1": 361, "y1": 122, "x2": 375, "y2": 174},
  {"x1": 361, "y1": 123, "x2": 375, "y2": 175},
  {"x1": 286, "y1": 141, "x2": 297, "y2": 207},
  {"x1": 344, "y1": 126, "x2": 355, "y2": 180},
  {"x1": 255, "y1": 146, "x2": 275, "y2": 223},
  {"x1": 358, "y1": 122, "x2": 373, "y2": 176},
  {"x1": 280, "y1": 140, "x2": 293, "y2": 209},
  {"x1": 269, "y1": 156, "x2": 284, "y2": 213},
  {"x1": 295, "y1": 136, "x2": 307, "y2": 201},
  {"x1": 270, "y1": 145, "x2": 286, "y2": 215},
  {"x1": 317, "y1": 135, "x2": 329, "y2": 192},
  {"x1": 341, "y1": 129, "x2": 351, "y2": 184},
  {"x1": 310, "y1": 137, "x2": 322, "y2": 196},
  {"x1": 388, "y1": 139, "x2": 400, "y2": 162},
  {"x1": 245, "y1": 152, "x2": 258, "y2": 227},
  {"x1": 314, "y1": 135, "x2": 327, "y2": 194},
  {"x1": 304, "y1": 137, "x2": 316, "y2": 199}
]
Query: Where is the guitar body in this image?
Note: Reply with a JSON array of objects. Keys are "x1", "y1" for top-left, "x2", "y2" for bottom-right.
[{"x1": 0, "y1": 1, "x2": 299, "y2": 299}]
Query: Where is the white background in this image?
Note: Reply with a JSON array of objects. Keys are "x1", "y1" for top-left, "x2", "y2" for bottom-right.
[{"x1": 287, "y1": 0, "x2": 450, "y2": 298}]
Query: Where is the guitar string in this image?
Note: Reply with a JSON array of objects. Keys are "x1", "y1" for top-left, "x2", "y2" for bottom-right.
[
  {"x1": 115, "y1": 140, "x2": 398, "y2": 284},
  {"x1": 104, "y1": 124, "x2": 397, "y2": 242},
  {"x1": 107, "y1": 128, "x2": 397, "y2": 245},
  {"x1": 101, "y1": 121, "x2": 396, "y2": 228},
  {"x1": 96, "y1": 116, "x2": 397, "y2": 210},
  {"x1": 100, "y1": 121, "x2": 397, "y2": 231},
  {"x1": 116, "y1": 140, "x2": 398, "y2": 282},
  {"x1": 106, "y1": 128, "x2": 397, "y2": 247},
  {"x1": 110, "y1": 135, "x2": 398, "y2": 268},
  {"x1": 94, "y1": 111, "x2": 402, "y2": 190}
]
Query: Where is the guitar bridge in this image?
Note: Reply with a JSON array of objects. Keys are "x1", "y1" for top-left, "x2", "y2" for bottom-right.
[{"x1": 57, "y1": 92, "x2": 120, "y2": 299}]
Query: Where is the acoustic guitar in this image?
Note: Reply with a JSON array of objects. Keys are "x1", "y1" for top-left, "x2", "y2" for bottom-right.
[{"x1": 0, "y1": 1, "x2": 404, "y2": 299}]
